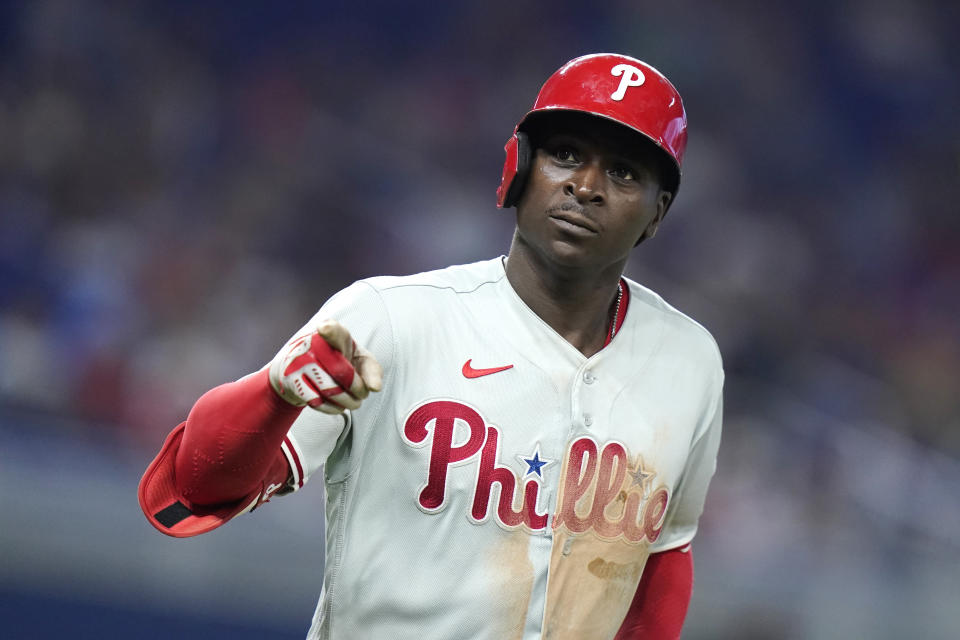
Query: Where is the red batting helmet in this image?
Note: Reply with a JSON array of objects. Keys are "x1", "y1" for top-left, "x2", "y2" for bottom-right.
[{"x1": 497, "y1": 53, "x2": 688, "y2": 208}]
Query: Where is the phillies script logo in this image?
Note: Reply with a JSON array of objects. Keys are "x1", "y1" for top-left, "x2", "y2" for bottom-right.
[
  {"x1": 553, "y1": 438, "x2": 668, "y2": 543},
  {"x1": 401, "y1": 400, "x2": 669, "y2": 542}
]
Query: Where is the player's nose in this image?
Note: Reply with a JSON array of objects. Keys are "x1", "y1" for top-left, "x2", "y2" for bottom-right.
[{"x1": 563, "y1": 161, "x2": 605, "y2": 205}]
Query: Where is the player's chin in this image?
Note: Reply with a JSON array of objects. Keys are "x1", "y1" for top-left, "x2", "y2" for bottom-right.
[
  {"x1": 543, "y1": 238, "x2": 604, "y2": 269},
  {"x1": 544, "y1": 233, "x2": 637, "y2": 271}
]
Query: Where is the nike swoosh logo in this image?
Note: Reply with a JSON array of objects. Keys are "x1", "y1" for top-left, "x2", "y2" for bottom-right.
[{"x1": 462, "y1": 359, "x2": 514, "y2": 379}]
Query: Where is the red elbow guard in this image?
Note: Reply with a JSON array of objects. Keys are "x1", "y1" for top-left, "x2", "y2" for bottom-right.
[{"x1": 139, "y1": 369, "x2": 301, "y2": 537}]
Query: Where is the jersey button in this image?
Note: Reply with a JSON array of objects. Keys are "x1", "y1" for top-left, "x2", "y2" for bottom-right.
[
  {"x1": 583, "y1": 413, "x2": 593, "y2": 427},
  {"x1": 584, "y1": 371, "x2": 596, "y2": 384}
]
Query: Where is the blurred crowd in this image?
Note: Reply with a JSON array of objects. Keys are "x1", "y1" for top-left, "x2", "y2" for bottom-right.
[
  {"x1": 1, "y1": 0, "x2": 955, "y2": 446},
  {"x1": 1, "y1": 0, "x2": 958, "y2": 636}
]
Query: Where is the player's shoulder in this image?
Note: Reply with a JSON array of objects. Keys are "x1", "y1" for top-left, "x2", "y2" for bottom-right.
[
  {"x1": 624, "y1": 277, "x2": 723, "y2": 369},
  {"x1": 358, "y1": 257, "x2": 506, "y2": 297},
  {"x1": 318, "y1": 259, "x2": 504, "y2": 325}
]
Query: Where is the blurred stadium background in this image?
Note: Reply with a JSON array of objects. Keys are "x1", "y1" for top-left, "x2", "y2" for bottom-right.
[{"x1": 1, "y1": 1, "x2": 958, "y2": 638}]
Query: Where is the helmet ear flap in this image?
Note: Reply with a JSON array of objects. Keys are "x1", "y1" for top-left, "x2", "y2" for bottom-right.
[{"x1": 497, "y1": 132, "x2": 532, "y2": 209}]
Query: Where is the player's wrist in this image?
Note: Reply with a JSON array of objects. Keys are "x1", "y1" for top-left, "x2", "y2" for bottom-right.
[
  {"x1": 259, "y1": 368, "x2": 307, "y2": 413},
  {"x1": 268, "y1": 355, "x2": 310, "y2": 407}
]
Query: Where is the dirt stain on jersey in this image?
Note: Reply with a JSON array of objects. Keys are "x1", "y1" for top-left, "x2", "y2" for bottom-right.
[
  {"x1": 543, "y1": 531, "x2": 651, "y2": 640},
  {"x1": 587, "y1": 556, "x2": 643, "y2": 582},
  {"x1": 489, "y1": 527, "x2": 535, "y2": 640}
]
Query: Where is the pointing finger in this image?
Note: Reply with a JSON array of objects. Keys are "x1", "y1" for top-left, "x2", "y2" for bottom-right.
[{"x1": 316, "y1": 319, "x2": 355, "y2": 361}]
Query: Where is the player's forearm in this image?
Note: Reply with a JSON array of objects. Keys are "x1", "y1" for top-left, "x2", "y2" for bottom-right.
[{"x1": 174, "y1": 369, "x2": 302, "y2": 506}]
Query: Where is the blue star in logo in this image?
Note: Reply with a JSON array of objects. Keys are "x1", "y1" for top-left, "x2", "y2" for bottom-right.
[
  {"x1": 524, "y1": 452, "x2": 548, "y2": 477},
  {"x1": 517, "y1": 445, "x2": 554, "y2": 479}
]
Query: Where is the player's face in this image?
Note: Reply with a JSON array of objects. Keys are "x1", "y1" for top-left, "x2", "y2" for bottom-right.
[{"x1": 514, "y1": 114, "x2": 672, "y2": 273}]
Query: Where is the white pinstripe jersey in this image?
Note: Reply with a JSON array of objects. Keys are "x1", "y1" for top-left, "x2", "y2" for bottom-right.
[{"x1": 276, "y1": 257, "x2": 723, "y2": 640}]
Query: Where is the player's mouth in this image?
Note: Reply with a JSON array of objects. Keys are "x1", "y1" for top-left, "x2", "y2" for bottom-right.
[{"x1": 547, "y1": 205, "x2": 599, "y2": 236}]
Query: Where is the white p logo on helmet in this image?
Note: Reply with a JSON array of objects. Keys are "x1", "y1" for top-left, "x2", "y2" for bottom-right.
[{"x1": 610, "y1": 64, "x2": 646, "y2": 101}]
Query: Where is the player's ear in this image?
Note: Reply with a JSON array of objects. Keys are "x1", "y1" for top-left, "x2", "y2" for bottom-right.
[{"x1": 636, "y1": 190, "x2": 672, "y2": 245}]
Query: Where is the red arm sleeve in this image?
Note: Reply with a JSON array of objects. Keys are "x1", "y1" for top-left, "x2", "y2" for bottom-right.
[
  {"x1": 174, "y1": 369, "x2": 302, "y2": 505},
  {"x1": 613, "y1": 547, "x2": 694, "y2": 640}
]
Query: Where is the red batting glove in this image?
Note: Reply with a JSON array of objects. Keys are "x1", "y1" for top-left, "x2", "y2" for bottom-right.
[{"x1": 268, "y1": 319, "x2": 383, "y2": 414}]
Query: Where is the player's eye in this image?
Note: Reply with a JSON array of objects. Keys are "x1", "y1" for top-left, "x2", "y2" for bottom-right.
[
  {"x1": 553, "y1": 146, "x2": 578, "y2": 163},
  {"x1": 610, "y1": 165, "x2": 635, "y2": 181}
]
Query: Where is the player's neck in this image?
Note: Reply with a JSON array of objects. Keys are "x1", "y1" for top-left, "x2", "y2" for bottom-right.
[{"x1": 504, "y1": 241, "x2": 625, "y2": 358}]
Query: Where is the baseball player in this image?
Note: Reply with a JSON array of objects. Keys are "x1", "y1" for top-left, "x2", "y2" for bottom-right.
[{"x1": 140, "y1": 53, "x2": 723, "y2": 640}]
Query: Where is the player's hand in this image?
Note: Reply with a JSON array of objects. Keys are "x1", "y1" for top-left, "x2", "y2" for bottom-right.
[{"x1": 268, "y1": 319, "x2": 383, "y2": 414}]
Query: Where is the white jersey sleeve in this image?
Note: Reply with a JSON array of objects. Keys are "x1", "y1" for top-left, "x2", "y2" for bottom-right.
[
  {"x1": 649, "y1": 368, "x2": 724, "y2": 552},
  {"x1": 279, "y1": 281, "x2": 395, "y2": 491}
]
